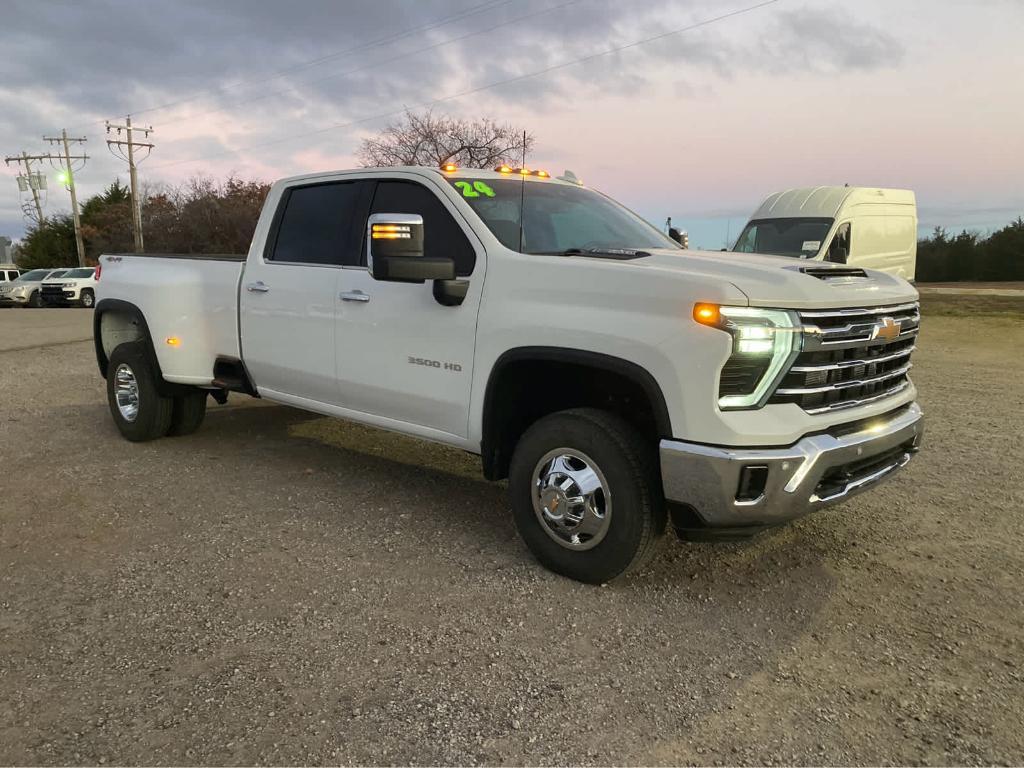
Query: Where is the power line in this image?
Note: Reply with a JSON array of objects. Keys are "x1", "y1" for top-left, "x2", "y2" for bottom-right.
[
  {"x1": 66, "y1": 0, "x2": 514, "y2": 133},
  {"x1": 152, "y1": 0, "x2": 781, "y2": 171},
  {"x1": 157, "y1": 0, "x2": 582, "y2": 130},
  {"x1": 106, "y1": 117, "x2": 154, "y2": 252}
]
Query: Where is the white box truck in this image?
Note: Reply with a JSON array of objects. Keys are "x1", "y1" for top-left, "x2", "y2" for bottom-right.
[{"x1": 733, "y1": 187, "x2": 918, "y2": 281}]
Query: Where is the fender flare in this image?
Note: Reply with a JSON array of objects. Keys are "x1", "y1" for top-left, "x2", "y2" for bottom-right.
[
  {"x1": 480, "y1": 346, "x2": 673, "y2": 479},
  {"x1": 93, "y1": 298, "x2": 185, "y2": 398}
]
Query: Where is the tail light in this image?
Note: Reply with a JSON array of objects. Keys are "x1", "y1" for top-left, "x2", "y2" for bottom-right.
[{"x1": 94, "y1": 261, "x2": 101, "y2": 281}]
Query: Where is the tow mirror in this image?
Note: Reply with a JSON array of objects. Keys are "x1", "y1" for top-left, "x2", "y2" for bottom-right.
[{"x1": 367, "y1": 213, "x2": 455, "y2": 283}]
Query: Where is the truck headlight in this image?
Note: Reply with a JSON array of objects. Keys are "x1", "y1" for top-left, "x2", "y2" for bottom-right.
[{"x1": 693, "y1": 304, "x2": 802, "y2": 410}]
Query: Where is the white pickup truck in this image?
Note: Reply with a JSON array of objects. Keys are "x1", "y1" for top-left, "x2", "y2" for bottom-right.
[{"x1": 94, "y1": 165, "x2": 923, "y2": 583}]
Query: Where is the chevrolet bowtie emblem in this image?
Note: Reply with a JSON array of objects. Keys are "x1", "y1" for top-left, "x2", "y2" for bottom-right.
[{"x1": 872, "y1": 316, "x2": 901, "y2": 341}]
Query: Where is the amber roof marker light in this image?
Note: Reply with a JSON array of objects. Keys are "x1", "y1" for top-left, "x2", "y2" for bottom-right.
[{"x1": 440, "y1": 162, "x2": 458, "y2": 173}]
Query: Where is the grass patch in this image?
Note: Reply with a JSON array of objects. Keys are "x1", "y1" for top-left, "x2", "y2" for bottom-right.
[{"x1": 919, "y1": 293, "x2": 1024, "y2": 319}]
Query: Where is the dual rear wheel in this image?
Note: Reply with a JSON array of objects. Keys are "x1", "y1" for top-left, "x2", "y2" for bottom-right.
[{"x1": 106, "y1": 341, "x2": 207, "y2": 442}]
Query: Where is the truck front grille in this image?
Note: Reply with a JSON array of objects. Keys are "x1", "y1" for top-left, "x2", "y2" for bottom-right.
[{"x1": 770, "y1": 302, "x2": 920, "y2": 414}]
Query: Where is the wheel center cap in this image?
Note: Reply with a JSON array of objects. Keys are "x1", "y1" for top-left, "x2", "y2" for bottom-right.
[{"x1": 540, "y1": 487, "x2": 568, "y2": 522}]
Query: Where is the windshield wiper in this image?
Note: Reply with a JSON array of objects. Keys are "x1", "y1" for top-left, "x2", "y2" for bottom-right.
[{"x1": 539, "y1": 247, "x2": 652, "y2": 259}]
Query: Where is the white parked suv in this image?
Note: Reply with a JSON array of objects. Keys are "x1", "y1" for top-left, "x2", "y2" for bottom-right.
[
  {"x1": 0, "y1": 268, "x2": 71, "y2": 308},
  {"x1": 93, "y1": 165, "x2": 923, "y2": 583},
  {"x1": 40, "y1": 266, "x2": 98, "y2": 308}
]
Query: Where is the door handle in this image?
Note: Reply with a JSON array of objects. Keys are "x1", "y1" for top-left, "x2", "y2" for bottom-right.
[
  {"x1": 339, "y1": 290, "x2": 370, "y2": 303},
  {"x1": 246, "y1": 281, "x2": 270, "y2": 293}
]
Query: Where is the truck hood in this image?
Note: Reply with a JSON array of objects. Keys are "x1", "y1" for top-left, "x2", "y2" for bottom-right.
[{"x1": 631, "y1": 248, "x2": 918, "y2": 309}]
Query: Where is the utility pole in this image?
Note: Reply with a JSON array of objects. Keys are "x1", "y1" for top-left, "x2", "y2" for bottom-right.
[
  {"x1": 3, "y1": 151, "x2": 47, "y2": 226},
  {"x1": 43, "y1": 130, "x2": 89, "y2": 267},
  {"x1": 105, "y1": 116, "x2": 154, "y2": 252}
]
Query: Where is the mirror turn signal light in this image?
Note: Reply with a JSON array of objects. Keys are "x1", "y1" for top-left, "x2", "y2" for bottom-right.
[{"x1": 371, "y1": 223, "x2": 413, "y2": 240}]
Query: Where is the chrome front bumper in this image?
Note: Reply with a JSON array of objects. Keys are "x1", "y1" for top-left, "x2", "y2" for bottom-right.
[{"x1": 659, "y1": 402, "x2": 924, "y2": 528}]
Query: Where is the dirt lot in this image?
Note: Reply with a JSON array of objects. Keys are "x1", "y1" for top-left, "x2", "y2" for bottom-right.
[{"x1": 1, "y1": 306, "x2": 1022, "y2": 765}]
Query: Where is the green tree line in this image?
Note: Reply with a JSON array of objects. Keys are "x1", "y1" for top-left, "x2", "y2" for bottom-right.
[
  {"x1": 916, "y1": 217, "x2": 1024, "y2": 282},
  {"x1": 15, "y1": 176, "x2": 269, "y2": 270}
]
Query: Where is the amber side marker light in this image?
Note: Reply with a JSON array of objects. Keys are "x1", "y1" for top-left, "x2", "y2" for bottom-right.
[
  {"x1": 165, "y1": 336, "x2": 181, "y2": 347},
  {"x1": 693, "y1": 303, "x2": 721, "y2": 326}
]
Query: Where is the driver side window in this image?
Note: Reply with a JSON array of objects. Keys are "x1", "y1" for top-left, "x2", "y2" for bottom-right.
[{"x1": 827, "y1": 222, "x2": 851, "y2": 263}]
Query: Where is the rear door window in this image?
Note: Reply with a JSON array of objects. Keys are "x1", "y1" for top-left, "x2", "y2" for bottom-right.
[{"x1": 268, "y1": 181, "x2": 373, "y2": 266}]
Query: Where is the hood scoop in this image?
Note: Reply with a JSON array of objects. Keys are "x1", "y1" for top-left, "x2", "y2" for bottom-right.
[{"x1": 794, "y1": 265, "x2": 869, "y2": 281}]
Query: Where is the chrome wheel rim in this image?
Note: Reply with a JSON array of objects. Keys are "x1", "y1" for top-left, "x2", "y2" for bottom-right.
[
  {"x1": 114, "y1": 363, "x2": 140, "y2": 422},
  {"x1": 81, "y1": 292, "x2": 93, "y2": 307},
  {"x1": 532, "y1": 448, "x2": 612, "y2": 551}
]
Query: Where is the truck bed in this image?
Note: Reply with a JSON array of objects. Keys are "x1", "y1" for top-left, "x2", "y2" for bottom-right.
[{"x1": 96, "y1": 252, "x2": 246, "y2": 386}]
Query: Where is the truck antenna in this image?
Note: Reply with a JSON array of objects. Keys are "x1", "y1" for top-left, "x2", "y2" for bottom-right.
[{"x1": 518, "y1": 130, "x2": 527, "y2": 253}]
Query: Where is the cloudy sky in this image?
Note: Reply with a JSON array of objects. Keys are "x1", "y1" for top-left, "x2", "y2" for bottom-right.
[{"x1": 2, "y1": 0, "x2": 1022, "y2": 249}]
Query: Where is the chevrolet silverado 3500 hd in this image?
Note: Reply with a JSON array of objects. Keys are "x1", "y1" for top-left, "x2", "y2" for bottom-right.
[{"x1": 94, "y1": 165, "x2": 923, "y2": 583}]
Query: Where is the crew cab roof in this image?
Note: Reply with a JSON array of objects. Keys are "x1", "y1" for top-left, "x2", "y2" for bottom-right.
[{"x1": 274, "y1": 166, "x2": 580, "y2": 188}]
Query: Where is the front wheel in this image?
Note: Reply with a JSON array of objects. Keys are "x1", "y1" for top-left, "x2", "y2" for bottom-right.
[
  {"x1": 79, "y1": 289, "x2": 95, "y2": 308},
  {"x1": 26, "y1": 291, "x2": 41, "y2": 308},
  {"x1": 508, "y1": 408, "x2": 666, "y2": 583},
  {"x1": 106, "y1": 341, "x2": 173, "y2": 442}
]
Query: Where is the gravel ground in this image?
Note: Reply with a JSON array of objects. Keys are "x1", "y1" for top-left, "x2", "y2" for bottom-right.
[{"x1": 1, "y1": 308, "x2": 1022, "y2": 765}]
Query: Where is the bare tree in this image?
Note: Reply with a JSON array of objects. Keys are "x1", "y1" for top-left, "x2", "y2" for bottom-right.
[{"x1": 356, "y1": 109, "x2": 534, "y2": 169}]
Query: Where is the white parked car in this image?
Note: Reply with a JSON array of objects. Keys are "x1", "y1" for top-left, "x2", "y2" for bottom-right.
[
  {"x1": 0, "y1": 265, "x2": 23, "y2": 284},
  {"x1": 0, "y1": 268, "x2": 71, "y2": 308},
  {"x1": 733, "y1": 187, "x2": 918, "y2": 281},
  {"x1": 40, "y1": 266, "x2": 98, "y2": 308},
  {"x1": 94, "y1": 165, "x2": 923, "y2": 583}
]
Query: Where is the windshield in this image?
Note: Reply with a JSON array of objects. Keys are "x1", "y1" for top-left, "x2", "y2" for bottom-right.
[
  {"x1": 17, "y1": 269, "x2": 50, "y2": 282},
  {"x1": 46, "y1": 270, "x2": 68, "y2": 279},
  {"x1": 63, "y1": 268, "x2": 95, "y2": 279},
  {"x1": 733, "y1": 217, "x2": 834, "y2": 258},
  {"x1": 445, "y1": 178, "x2": 678, "y2": 255}
]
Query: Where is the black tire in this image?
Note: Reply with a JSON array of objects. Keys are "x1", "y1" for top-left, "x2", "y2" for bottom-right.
[
  {"x1": 79, "y1": 289, "x2": 95, "y2": 308},
  {"x1": 167, "y1": 389, "x2": 208, "y2": 436},
  {"x1": 106, "y1": 340, "x2": 173, "y2": 442},
  {"x1": 26, "y1": 290, "x2": 41, "y2": 308},
  {"x1": 508, "y1": 408, "x2": 666, "y2": 584}
]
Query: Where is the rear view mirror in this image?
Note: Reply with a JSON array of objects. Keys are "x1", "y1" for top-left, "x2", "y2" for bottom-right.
[{"x1": 367, "y1": 213, "x2": 454, "y2": 282}]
